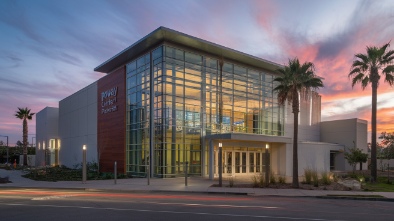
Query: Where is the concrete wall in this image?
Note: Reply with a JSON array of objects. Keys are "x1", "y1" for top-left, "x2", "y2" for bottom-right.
[
  {"x1": 378, "y1": 159, "x2": 394, "y2": 170},
  {"x1": 19, "y1": 155, "x2": 35, "y2": 166},
  {"x1": 270, "y1": 143, "x2": 287, "y2": 176},
  {"x1": 35, "y1": 107, "x2": 59, "y2": 166},
  {"x1": 279, "y1": 141, "x2": 344, "y2": 182},
  {"x1": 59, "y1": 82, "x2": 98, "y2": 168},
  {"x1": 298, "y1": 142, "x2": 343, "y2": 172},
  {"x1": 284, "y1": 92, "x2": 321, "y2": 142},
  {"x1": 321, "y1": 118, "x2": 368, "y2": 171}
]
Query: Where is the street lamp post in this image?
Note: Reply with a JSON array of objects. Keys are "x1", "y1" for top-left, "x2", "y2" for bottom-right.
[
  {"x1": 218, "y1": 142, "x2": 222, "y2": 187},
  {"x1": 265, "y1": 144, "x2": 270, "y2": 185},
  {"x1": 82, "y1": 145, "x2": 87, "y2": 184},
  {"x1": 0, "y1": 135, "x2": 9, "y2": 164}
]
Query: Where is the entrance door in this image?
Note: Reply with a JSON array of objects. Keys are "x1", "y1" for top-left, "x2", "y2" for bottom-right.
[
  {"x1": 234, "y1": 151, "x2": 247, "y2": 174},
  {"x1": 224, "y1": 151, "x2": 232, "y2": 174}
]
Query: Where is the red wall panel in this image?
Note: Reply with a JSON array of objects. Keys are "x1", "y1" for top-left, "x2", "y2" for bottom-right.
[{"x1": 97, "y1": 66, "x2": 126, "y2": 173}]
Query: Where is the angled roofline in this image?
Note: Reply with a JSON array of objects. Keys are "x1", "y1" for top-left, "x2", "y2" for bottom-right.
[{"x1": 94, "y1": 26, "x2": 283, "y2": 73}]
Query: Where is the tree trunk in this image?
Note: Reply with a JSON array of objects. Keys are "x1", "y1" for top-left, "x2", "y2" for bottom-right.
[
  {"x1": 371, "y1": 79, "x2": 378, "y2": 182},
  {"x1": 360, "y1": 162, "x2": 362, "y2": 171},
  {"x1": 23, "y1": 118, "x2": 28, "y2": 166},
  {"x1": 292, "y1": 93, "x2": 299, "y2": 188}
]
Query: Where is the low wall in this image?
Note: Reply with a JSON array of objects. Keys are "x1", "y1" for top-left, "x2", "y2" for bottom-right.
[{"x1": 378, "y1": 159, "x2": 394, "y2": 170}]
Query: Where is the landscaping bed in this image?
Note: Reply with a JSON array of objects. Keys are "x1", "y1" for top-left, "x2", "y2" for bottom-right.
[{"x1": 22, "y1": 165, "x2": 127, "y2": 182}]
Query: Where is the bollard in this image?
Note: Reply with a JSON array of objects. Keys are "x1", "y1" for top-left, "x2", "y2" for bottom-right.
[
  {"x1": 114, "y1": 161, "x2": 117, "y2": 185},
  {"x1": 147, "y1": 165, "x2": 150, "y2": 185},
  {"x1": 185, "y1": 161, "x2": 188, "y2": 186}
]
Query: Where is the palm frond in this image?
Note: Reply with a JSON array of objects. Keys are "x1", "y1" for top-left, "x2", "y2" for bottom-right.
[
  {"x1": 355, "y1": 53, "x2": 369, "y2": 64},
  {"x1": 361, "y1": 76, "x2": 370, "y2": 89},
  {"x1": 351, "y1": 73, "x2": 366, "y2": 88},
  {"x1": 383, "y1": 65, "x2": 394, "y2": 85}
]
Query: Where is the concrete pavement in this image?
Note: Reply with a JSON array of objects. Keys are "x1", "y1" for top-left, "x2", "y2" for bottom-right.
[{"x1": 1, "y1": 169, "x2": 394, "y2": 200}]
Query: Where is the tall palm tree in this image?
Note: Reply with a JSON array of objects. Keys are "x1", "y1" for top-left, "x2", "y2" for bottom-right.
[
  {"x1": 349, "y1": 42, "x2": 394, "y2": 182},
  {"x1": 273, "y1": 58, "x2": 323, "y2": 188},
  {"x1": 15, "y1": 107, "x2": 35, "y2": 166}
]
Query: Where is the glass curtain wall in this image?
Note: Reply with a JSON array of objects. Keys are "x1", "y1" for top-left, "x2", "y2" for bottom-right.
[{"x1": 126, "y1": 44, "x2": 284, "y2": 177}]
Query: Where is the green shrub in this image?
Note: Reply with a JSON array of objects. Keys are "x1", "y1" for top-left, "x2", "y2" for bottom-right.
[
  {"x1": 251, "y1": 174, "x2": 265, "y2": 187},
  {"x1": 321, "y1": 171, "x2": 331, "y2": 185},
  {"x1": 332, "y1": 173, "x2": 339, "y2": 182},
  {"x1": 251, "y1": 175, "x2": 259, "y2": 187},
  {"x1": 269, "y1": 171, "x2": 277, "y2": 184},
  {"x1": 312, "y1": 170, "x2": 319, "y2": 187},
  {"x1": 101, "y1": 172, "x2": 114, "y2": 179},
  {"x1": 228, "y1": 176, "x2": 235, "y2": 187},
  {"x1": 278, "y1": 176, "x2": 286, "y2": 184},
  {"x1": 304, "y1": 168, "x2": 313, "y2": 184}
]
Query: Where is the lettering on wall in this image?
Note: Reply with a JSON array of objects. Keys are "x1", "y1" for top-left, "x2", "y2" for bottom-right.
[{"x1": 101, "y1": 87, "x2": 118, "y2": 114}]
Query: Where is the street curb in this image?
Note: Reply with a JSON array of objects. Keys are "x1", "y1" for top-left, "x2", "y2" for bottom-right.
[
  {"x1": 0, "y1": 186, "x2": 88, "y2": 191},
  {"x1": 85, "y1": 188, "x2": 250, "y2": 195},
  {"x1": 0, "y1": 186, "x2": 251, "y2": 196},
  {"x1": 249, "y1": 194, "x2": 394, "y2": 202},
  {"x1": 315, "y1": 195, "x2": 394, "y2": 202}
]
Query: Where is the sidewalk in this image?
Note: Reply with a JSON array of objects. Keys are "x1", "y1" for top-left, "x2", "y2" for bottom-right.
[{"x1": 1, "y1": 169, "x2": 394, "y2": 201}]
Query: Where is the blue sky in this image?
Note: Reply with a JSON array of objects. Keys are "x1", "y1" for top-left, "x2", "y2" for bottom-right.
[{"x1": 0, "y1": 0, "x2": 393, "y2": 145}]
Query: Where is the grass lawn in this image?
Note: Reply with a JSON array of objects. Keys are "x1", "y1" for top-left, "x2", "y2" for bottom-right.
[{"x1": 363, "y1": 177, "x2": 394, "y2": 192}]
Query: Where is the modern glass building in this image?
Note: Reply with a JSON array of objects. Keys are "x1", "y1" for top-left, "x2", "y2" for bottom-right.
[
  {"x1": 124, "y1": 44, "x2": 285, "y2": 178},
  {"x1": 36, "y1": 27, "x2": 368, "y2": 180}
]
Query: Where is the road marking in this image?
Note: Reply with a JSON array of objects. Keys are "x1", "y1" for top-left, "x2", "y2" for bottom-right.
[
  {"x1": 142, "y1": 201, "x2": 279, "y2": 209},
  {"x1": 31, "y1": 195, "x2": 76, "y2": 200},
  {"x1": 1, "y1": 202, "x2": 347, "y2": 221}
]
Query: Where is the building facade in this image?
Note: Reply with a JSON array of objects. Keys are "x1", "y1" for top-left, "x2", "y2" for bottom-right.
[{"x1": 36, "y1": 27, "x2": 368, "y2": 181}]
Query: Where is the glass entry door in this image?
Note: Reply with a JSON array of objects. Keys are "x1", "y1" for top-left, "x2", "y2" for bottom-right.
[
  {"x1": 215, "y1": 149, "x2": 268, "y2": 176},
  {"x1": 224, "y1": 151, "x2": 232, "y2": 174},
  {"x1": 234, "y1": 151, "x2": 247, "y2": 173}
]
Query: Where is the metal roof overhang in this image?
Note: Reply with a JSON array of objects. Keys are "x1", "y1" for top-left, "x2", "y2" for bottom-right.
[
  {"x1": 205, "y1": 133, "x2": 292, "y2": 144},
  {"x1": 94, "y1": 26, "x2": 283, "y2": 74}
]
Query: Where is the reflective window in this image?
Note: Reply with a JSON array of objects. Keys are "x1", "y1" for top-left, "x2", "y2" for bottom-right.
[{"x1": 125, "y1": 44, "x2": 284, "y2": 177}]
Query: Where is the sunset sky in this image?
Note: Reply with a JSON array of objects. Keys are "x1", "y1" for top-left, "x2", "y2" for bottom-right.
[{"x1": 0, "y1": 0, "x2": 393, "y2": 145}]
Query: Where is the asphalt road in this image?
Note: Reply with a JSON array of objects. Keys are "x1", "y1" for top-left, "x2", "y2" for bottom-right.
[{"x1": 0, "y1": 188, "x2": 393, "y2": 221}]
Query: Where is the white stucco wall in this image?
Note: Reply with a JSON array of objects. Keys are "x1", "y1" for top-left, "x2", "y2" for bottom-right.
[
  {"x1": 284, "y1": 92, "x2": 321, "y2": 142},
  {"x1": 35, "y1": 107, "x2": 59, "y2": 167},
  {"x1": 321, "y1": 118, "x2": 368, "y2": 171},
  {"x1": 279, "y1": 141, "x2": 344, "y2": 182},
  {"x1": 59, "y1": 81, "x2": 98, "y2": 168},
  {"x1": 270, "y1": 143, "x2": 287, "y2": 176}
]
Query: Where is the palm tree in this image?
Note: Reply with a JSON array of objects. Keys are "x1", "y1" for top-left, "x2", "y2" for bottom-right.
[
  {"x1": 273, "y1": 58, "x2": 323, "y2": 188},
  {"x1": 349, "y1": 42, "x2": 394, "y2": 182},
  {"x1": 15, "y1": 107, "x2": 35, "y2": 166}
]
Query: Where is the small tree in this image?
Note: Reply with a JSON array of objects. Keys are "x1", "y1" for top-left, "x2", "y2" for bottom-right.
[
  {"x1": 344, "y1": 142, "x2": 368, "y2": 172},
  {"x1": 379, "y1": 132, "x2": 394, "y2": 159},
  {"x1": 15, "y1": 107, "x2": 35, "y2": 166}
]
